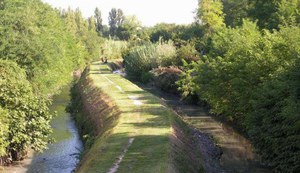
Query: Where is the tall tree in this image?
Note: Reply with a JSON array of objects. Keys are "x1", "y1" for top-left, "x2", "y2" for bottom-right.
[
  {"x1": 117, "y1": 15, "x2": 142, "y2": 40},
  {"x1": 197, "y1": 0, "x2": 225, "y2": 35},
  {"x1": 88, "y1": 16, "x2": 96, "y2": 31},
  {"x1": 108, "y1": 8, "x2": 125, "y2": 37},
  {"x1": 221, "y1": 0, "x2": 251, "y2": 27},
  {"x1": 94, "y1": 7, "x2": 103, "y2": 34},
  {"x1": 248, "y1": 0, "x2": 279, "y2": 29}
]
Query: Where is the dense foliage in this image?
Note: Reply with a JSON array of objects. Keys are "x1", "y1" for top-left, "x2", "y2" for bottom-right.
[
  {"x1": 177, "y1": 0, "x2": 300, "y2": 171},
  {"x1": 0, "y1": 60, "x2": 52, "y2": 159},
  {"x1": 0, "y1": 0, "x2": 101, "y2": 162},
  {"x1": 100, "y1": 39, "x2": 128, "y2": 60},
  {"x1": 0, "y1": 0, "x2": 100, "y2": 95},
  {"x1": 124, "y1": 41, "x2": 177, "y2": 82}
]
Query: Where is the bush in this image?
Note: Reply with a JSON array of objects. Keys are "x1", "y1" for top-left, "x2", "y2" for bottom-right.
[
  {"x1": 124, "y1": 43, "x2": 158, "y2": 80},
  {"x1": 175, "y1": 43, "x2": 200, "y2": 66},
  {"x1": 178, "y1": 21, "x2": 300, "y2": 172},
  {"x1": 0, "y1": 108, "x2": 9, "y2": 157},
  {"x1": 156, "y1": 40, "x2": 177, "y2": 66},
  {"x1": 124, "y1": 41, "x2": 177, "y2": 82},
  {"x1": 150, "y1": 66, "x2": 182, "y2": 94},
  {"x1": 0, "y1": 60, "x2": 52, "y2": 160},
  {"x1": 100, "y1": 39, "x2": 128, "y2": 60}
]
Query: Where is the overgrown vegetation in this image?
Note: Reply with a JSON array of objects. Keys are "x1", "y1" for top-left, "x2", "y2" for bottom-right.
[
  {"x1": 100, "y1": 39, "x2": 128, "y2": 60},
  {"x1": 124, "y1": 41, "x2": 177, "y2": 81},
  {"x1": 0, "y1": 0, "x2": 101, "y2": 162},
  {"x1": 117, "y1": 0, "x2": 300, "y2": 172},
  {"x1": 1, "y1": 0, "x2": 299, "y2": 172},
  {"x1": 0, "y1": 60, "x2": 52, "y2": 160},
  {"x1": 177, "y1": 0, "x2": 300, "y2": 172}
]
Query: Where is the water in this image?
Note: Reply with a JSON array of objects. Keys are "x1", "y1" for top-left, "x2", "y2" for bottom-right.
[
  {"x1": 27, "y1": 87, "x2": 83, "y2": 173},
  {"x1": 0, "y1": 86, "x2": 83, "y2": 173}
]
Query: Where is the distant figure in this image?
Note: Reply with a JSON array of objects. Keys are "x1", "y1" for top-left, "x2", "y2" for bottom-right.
[
  {"x1": 101, "y1": 57, "x2": 104, "y2": 63},
  {"x1": 104, "y1": 57, "x2": 108, "y2": 63}
]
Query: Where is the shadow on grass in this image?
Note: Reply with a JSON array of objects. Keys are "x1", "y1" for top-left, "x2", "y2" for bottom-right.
[
  {"x1": 110, "y1": 134, "x2": 170, "y2": 173},
  {"x1": 124, "y1": 116, "x2": 170, "y2": 129}
]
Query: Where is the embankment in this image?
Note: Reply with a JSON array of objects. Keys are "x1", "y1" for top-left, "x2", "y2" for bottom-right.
[{"x1": 70, "y1": 62, "x2": 204, "y2": 173}]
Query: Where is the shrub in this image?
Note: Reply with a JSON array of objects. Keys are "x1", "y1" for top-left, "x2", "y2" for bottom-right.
[
  {"x1": 0, "y1": 108, "x2": 9, "y2": 157},
  {"x1": 124, "y1": 41, "x2": 177, "y2": 82},
  {"x1": 150, "y1": 66, "x2": 182, "y2": 94},
  {"x1": 178, "y1": 21, "x2": 300, "y2": 171},
  {"x1": 0, "y1": 60, "x2": 52, "y2": 160},
  {"x1": 175, "y1": 43, "x2": 200, "y2": 66},
  {"x1": 156, "y1": 40, "x2": 177, "y2": 66},
  {"x1": 124, "y1": 43, "x2": 158, "y2": 80},
  {"x1": 100, "y1": 39, "x2": 128, "y2": 60}
]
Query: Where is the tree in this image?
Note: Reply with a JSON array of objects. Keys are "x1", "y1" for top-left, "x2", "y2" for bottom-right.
[
  {"x1": 221, "y1": 0, "x2": 251, "y2": 27},
  {"x1": 94, "y1": 7, "x2": 103, "y2": 34},
  {"x1": 248, "y1": 0, "x2": 280, "y2": 29},
  {"x1": 178, "y1": 21, "x2": 300, "y2": 172},
  {"x1": 88, "y1": 16, "x2": 96, "y2": 31},
  {"x1": 0, "y1": 59, "x2": 52, "y2": 160},
  {"x1": 276, "y1": 0, "x2": 300, "y2": 27},
  {"x1": 117, "y1": 15, "x2": 142, "y2": 40},
  {"x1": 197, "y1": 0, "x2": 225, "y2": 35},
  {"x1": 149, "y1": 23, "x2": 177, "y2": 42},
  {"x1": 0, "y1": 107, "x2": 9, "y2": 157},
  {"x1": 108, "y1": 8, "x2": 125, "y2": 37}
]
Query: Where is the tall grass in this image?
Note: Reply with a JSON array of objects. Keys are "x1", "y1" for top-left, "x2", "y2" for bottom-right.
[
  {"x1": 101, "y1": 39, "x2": 128, "y2": 60},
  {"x1": 156, "y1": 40, "x2": 177, "y2": 67},
  {"x1": 124, "y1": 41, "x2": 177, "y2": 81}
]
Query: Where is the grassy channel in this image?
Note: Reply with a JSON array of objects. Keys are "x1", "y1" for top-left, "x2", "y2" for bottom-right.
[{"x1": 74, "y1": 62, "x2": 203, "y2": 173}]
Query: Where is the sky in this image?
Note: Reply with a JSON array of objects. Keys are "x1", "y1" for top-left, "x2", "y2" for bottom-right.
[{"x1": 41, "y1": 0, "x2": 198, "y2": 27}]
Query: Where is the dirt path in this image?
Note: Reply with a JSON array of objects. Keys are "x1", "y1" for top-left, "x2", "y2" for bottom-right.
[
  {"x1": 139, "y1": 84, "x2": 271, "y2": 173},
  {"x1": 107, "y1": 138, "x2": 135, "y2": 173}
]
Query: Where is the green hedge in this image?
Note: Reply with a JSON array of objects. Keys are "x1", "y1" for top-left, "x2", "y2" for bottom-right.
[{"x1": 178, "y1": 20, "x2": 300, "y2": 172}]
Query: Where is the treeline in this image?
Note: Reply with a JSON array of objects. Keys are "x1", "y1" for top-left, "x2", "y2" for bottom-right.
[
  {"x1": 181, "y1": 0, "x2": 300, "y2": 172},
  {"x1": 0, "y1": 0, "x2": 101, "y2": 162},
  {"x1": 106, "y1": 0, "x2": 300, "y2": 172}
]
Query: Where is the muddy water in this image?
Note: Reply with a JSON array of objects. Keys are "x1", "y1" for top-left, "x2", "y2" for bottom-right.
[
  {"x1": 140, "y1": 85, "x2": 271, "y2": 173},
  {"x1": 1, "y1": 87, "x2": 83, "y2": 173}
]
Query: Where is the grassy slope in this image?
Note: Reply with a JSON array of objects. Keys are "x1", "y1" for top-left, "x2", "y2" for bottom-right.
[{"x1": 76, "y1": 62, "x2": 175, "y2": 173}]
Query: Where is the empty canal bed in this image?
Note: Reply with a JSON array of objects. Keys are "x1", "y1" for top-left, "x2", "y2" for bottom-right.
[{"x1": 71, "y1": 62, "x2": 203, "y2": 173}]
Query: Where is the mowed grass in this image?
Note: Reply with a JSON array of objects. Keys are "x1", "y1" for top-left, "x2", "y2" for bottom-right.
[{"x1": 77, "y1": 62, "x2": 174, "y2": 173}]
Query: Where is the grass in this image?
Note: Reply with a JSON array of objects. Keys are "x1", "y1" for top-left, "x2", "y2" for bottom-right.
[{"x1": 76, "y1": 62, "x2": 175, "y2": 173}]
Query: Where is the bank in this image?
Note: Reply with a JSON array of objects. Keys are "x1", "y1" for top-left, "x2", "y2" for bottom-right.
[{"x1": 69, "y1": 62, "x2": 205, "y2": 173}]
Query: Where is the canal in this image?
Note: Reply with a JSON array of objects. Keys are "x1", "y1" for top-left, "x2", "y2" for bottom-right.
[{"x1": 1, "y1": 86, "x2": 83, "y2": 173}]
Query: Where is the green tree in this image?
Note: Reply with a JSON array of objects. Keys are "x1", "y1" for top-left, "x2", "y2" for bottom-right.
[
  {"x1": 197, "y1": 0, "x2": 225, "y2": 35},
  {"x1": 94, "y1": 7, "x2": 103, "y2": 34},
  {"x1": 0, "y1": 59, "x2": 52, "y2": 160},
  {"x1": 88, "y1": 16, "x2": 96, "y2": 31},
  {"x1": 117, "y1": 15, "x2": 142, "y2": 41},
  {"x1": 247, "y1": 0, "x2": 300, "y2": 29},
  {"x1": 149, "y1": 23, "x2": 177, "y2": 42},
  {"x1": 276, "y1": 0, "x2": 300, "y2": 27},
  {"x1": 221, "y1": 0, "x2": 251, "y2": 27},
  {"x1": 108, "y1": 8, "x2": 125, "y2": 37},
  {"x1": 0, "y1": 107, "x2": 9, "y2": 157},
  {"x1": 178, "y1": 21, "x2": 300, "y2": 172}
]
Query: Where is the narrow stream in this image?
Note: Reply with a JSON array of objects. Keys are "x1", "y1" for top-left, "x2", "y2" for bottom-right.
[
  {"x1": 27, "y1": 86, "x2": 83, "y2": 173},
  {"x1": 1, "y1": 86, "x2": 83, "y2": 173}
]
